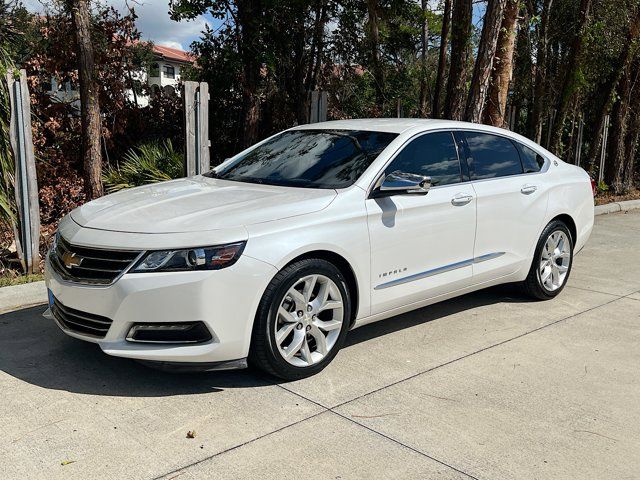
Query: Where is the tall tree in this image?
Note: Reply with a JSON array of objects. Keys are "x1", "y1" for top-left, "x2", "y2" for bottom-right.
[
  {"x1": 604, "y1": 60, "x2": 636, "y2": 192},
  {"x1": 444, "y1": 0, "x2": 472, "y2": 120},
  {"x1": 484, "y1": 0, "x2": 519, "y2": 127},
  {"x1": 465, "y1": 0, "x2": 507, "y2": 123},
  {"x1": 585, "y1": 7, "x2": 640, "y2": 169},
  {"x1": 366, "y1": 0, "x2": 384, "y2": 109},
  {"x1": 237, "y1": 0, "x2": 262, "y2": 147},
  {"x1": 68, "y1": 0, "x2": 103, "y2": 199},
  {"x1": 417, "y1": 0, "x2": 430, "y2": 117},
  {"x1": 432, "y1": 0, "x2": 451, "y2": 118},
  {"x1": 548, "y1": 0, "x2": 592, "y2": 153},
  {"x1": 530, "y1": 0, "x2": 554, "y2": 142}
]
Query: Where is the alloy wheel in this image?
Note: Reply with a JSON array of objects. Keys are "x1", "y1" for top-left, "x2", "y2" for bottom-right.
[
  {"x1": 274, "y1": 274, "x2": 344, "y2": 367},
  {"x1": 539, "y1": 230, "x2": 571, "y2": 292}
]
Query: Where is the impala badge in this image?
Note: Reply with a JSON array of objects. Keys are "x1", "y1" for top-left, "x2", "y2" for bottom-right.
[{"x1": 62, "y1": 251, "x2": 83, "y2": 269}]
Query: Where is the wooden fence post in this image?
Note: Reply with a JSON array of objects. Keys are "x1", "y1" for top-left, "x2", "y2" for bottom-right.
[
  {"x1": 183, "y1": 81, "x2": 210, "y2": 176},
  {"x1": 6, "y1": 69, "x2": 40, "y2": 274}
]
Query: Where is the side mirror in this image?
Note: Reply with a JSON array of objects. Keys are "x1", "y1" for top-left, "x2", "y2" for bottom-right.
[{"x1": 377, "y1": 171, "x2": 431, "y2": 196}]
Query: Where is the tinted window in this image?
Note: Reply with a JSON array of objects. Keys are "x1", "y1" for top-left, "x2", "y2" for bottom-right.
[
  {"x1": 385, "y1": 132, "x2": 461, "y2": 186},
  {"x1": 208, "y1": 129, "x2": 398, "y2": 189},
  {"x1": 518, "y1": 143, "x2": 546, "y2": 173},
  {"x1": 464, "y1": 132, "x2": 523, "y2": 179}
]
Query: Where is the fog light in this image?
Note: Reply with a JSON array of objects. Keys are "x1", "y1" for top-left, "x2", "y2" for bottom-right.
[{"x1": 126, "y1": 322, "x2": 213, "y2": 344}]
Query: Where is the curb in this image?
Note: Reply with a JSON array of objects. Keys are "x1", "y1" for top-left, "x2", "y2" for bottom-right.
[
  {"x1": 594, "y1": 199, "x2": 640, "y2": 216},
  {"x1": 0, "y1": 280, "x2": 47, "y2": 315},
  {"x1": 1, "y1": 200, "x2": 639, "y2": 314}
]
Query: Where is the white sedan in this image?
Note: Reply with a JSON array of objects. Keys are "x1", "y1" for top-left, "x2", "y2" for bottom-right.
[{"x1": 44, "y1": 119, "x2": 594, "y2": 379}]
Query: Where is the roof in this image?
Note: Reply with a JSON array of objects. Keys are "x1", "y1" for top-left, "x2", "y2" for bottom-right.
[
  {"x1": 291, "y1": 118, "x2": 551, "y2": 154},
  {"x1": 152, "y1": 45, "x2": 194, "y2": 64},
  {"x1": 291, "y1": 118, "x2": 478, "y2": 134}
]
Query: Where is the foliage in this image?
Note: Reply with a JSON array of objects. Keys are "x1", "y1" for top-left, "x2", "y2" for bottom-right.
[
  {"x1": 102, "y1": 139, "x2": 184, "y2": 193},
  {"x1": 597, "y1": 180, "x2": 609, "y2": 193},
  {"x1": 0, "y1": 0, "x2": 20, "y2": 231}
]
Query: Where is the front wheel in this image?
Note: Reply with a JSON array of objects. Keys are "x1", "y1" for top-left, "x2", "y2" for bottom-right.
[
  {"x1": 249, "y1": 258, "x2": 351, "y2": 380},
  {"x1": 521, "y1": 220, "x2": 574, "y2": 300}
]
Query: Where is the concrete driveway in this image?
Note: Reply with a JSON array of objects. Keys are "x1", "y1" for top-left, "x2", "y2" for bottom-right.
[{"x1": 1, "y1": 210, "x2": 639, "y2": 480}]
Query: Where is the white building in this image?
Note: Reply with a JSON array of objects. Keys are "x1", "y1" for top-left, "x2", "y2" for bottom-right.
[{"x1": 47, "y1": 44, "x2": 194, "y2": 108}]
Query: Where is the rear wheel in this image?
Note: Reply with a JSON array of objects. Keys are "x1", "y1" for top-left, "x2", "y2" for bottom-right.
[
  {"x1": 522, "y1": 220, "x2": 573, "y2": 300},
  {"x1": 249, "y1": 258, "x2": 351, "y2": 380}
]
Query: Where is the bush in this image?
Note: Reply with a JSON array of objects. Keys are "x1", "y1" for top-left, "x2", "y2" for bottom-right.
[{"x1": 102, "y1": 139, "x2": 184, "y2": 193}]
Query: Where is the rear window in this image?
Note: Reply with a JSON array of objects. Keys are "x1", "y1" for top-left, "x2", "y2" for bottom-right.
[
  {"x1": 464, "y1": 132, "x2": 523, "y2": 180},
  {"x1": 518, "y1": 143, "x2": 546, "y2": 173}
]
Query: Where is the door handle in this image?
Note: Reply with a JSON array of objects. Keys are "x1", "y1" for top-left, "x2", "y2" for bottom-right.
[
  {"x1": 451, "y1": 193, "x2": 473, "y2": 206},
  {"x1": 521, "y1": 184, "x2": 538, "y2": 195}
]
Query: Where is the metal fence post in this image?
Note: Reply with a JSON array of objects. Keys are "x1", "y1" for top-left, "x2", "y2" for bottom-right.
[
  {"x1": 183, "y1": 81, "x2": 210, "y2": 175},
  {"x1": 598, "y1": 114, "x2": 610, "y2": 183},
  {"x1": 308, "y1": 90, "x2": 327, "y2": 124},
  {"x1": 574, "y1": 117, "x2": 584, "y2": 167},
  {"x1": 6, "y1": 69, "x2": 40, "y2": 274}
]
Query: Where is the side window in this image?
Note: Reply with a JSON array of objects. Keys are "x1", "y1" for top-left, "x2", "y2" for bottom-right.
[
  {"x1": 517, "y1": 143, "x2": 546, "y2": 173},
  {"x1": 385, "y1": 132, "x2": 461, "y2": 187},
  {"x1": 464, "y1": 132, "x2": 523, "y2": 179}
]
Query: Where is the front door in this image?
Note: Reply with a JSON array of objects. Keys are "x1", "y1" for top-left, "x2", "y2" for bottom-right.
[{"x1": 366, "y1": 131, "x2": 477, "y2": 315}]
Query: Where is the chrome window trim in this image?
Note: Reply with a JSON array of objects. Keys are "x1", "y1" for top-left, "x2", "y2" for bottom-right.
[
  {"x1": 374, "y1": 252, "x2": 505, "y2": 290},
  {"x1": 366, "y1": 127, "x2": 551, "y2": 198}
]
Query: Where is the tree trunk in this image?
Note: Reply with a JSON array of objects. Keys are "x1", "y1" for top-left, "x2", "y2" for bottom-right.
[
  {"x1": 418, "y1": 0, "x2": 430, "y2": 117},
  {"x1": 548, "y1": 0, "x2": 592, "y2": 153},
  {"x1": 432, "y1": 0, "x2": 451, "y2": 118},
  {"x1": 585, "y1": 9, "x2": 640, "y2": 169},
  {"x1": 483, "y1": 0, "x2": 519, "y2": 127},
  {"x1": 444, "y1": 0, "x2": 472, "y2": 120},
  {"x1": 530, "y1": 0, "x2": 553, "y2": 142},
  {"x1": 237, "y1": 0, "x2": 262, "y2": 148},
  {"x1": 605, "y1": 61, "x2": 639, "y2": 193},
  {"x1": 623, "y1": 118, "x2": 640, "y2": 192},
  {"x1": 69, "y1": 0, "x2": 103, "y2": 199},
  {"x1": 465, "y1": 0, "x2": 507, "y2": 123},
  {"x1": 367, "y1": 0, "x2": 384, "y2": 110}
]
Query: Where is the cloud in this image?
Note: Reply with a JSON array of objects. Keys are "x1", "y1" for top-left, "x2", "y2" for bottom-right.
[{"x1": 22, "y1": 0, "x2": 210, "y2": 51}]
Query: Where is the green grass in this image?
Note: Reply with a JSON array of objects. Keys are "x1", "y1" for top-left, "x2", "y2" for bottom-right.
[{"x1": 0, "y1": 273, "x2": 44, "y2": 288}]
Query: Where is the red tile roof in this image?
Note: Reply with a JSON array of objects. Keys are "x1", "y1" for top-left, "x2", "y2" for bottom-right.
[{"x1": 152, "y1": 45, "x2": 194, "y2": 64}]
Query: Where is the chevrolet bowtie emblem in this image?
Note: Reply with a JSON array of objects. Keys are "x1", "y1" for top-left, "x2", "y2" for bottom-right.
[{"x1": 62, "y1": 251, "x2": 83, "y2": 269}]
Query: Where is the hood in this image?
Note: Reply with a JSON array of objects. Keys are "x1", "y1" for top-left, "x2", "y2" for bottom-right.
[{"x1": 70, "y1": 177, "x2": 337, "y2": 234}]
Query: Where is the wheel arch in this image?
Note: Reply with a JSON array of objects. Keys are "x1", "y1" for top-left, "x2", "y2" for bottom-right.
[
  {"x1": 549, "y1": 213, "x2": 577, "y2": 245},
  {"x1": 281, "y1": 250, "x2": 360, "y2": 327}
]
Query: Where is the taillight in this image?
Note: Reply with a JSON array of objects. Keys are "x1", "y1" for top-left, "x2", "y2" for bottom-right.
[{"x1": 590, "y1": 178, "x2": 597, "y2": 196}]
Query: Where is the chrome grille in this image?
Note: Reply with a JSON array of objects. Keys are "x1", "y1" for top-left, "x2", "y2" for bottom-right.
[
  {"x1": 51, "y1": 296, "x2": 113, "y2": 338},
  {"x1": 50, "y1": 236, "x2": 142, "y2": 285}
]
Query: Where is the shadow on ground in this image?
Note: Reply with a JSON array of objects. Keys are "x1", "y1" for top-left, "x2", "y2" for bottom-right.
[{"x1": 0, "y1": 284, "x2": 533, "y2": 397}]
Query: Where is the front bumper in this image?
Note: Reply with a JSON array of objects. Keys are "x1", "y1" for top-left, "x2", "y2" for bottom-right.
[{"x1": 44, "y1": 252, "x2": 277, "y2": 364}]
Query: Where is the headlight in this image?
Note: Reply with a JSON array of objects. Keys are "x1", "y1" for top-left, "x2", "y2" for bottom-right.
[{"x1": 131, "y1": 242, "x2": 246, "y2": 273}]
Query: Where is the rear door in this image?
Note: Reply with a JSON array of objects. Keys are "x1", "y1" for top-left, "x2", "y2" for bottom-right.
[
  {"x1": 366, "y1": 131, "x2": 477, "y2": 314},
  {"x1": 458, "y1": 131, "x2": 550, "y2": 283}
]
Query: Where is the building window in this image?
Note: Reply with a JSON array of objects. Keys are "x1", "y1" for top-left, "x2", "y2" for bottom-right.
[
  {"x1": 149, "y1": 63, "x2": 160, "y2": 77},
  {"x1": 163, "y1": 65, "x2": 175, "y2": 79}
]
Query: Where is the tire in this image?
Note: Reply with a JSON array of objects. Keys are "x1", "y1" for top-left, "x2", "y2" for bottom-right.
[
  {"x1": 249, "y1": 258, "x2": 352, "y2": 380},
  {"x1": 521, "y1": 220, "x2": 574, "y2": 300}
]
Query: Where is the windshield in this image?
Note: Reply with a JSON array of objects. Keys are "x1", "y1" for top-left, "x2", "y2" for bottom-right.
[{"x1": 206, "y1": 129, "x2": 398, "y2": 189}]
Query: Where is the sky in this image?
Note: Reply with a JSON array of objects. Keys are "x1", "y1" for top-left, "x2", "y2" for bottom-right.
[
  {"x1": 22, "y1": 0, "x2": 214, "y2": 51},
  {"x1": 22, "y1": 0, "x2": 487, "y2": 53}
]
